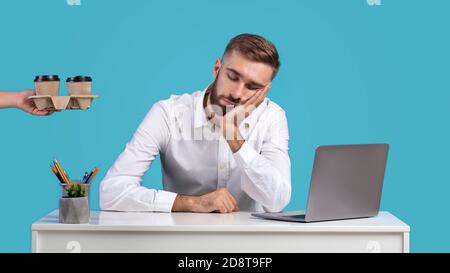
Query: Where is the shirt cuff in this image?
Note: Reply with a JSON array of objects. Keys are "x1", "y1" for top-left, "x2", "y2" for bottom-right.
[
  {"x1": 154, "y1": 190, "x2": 178, "y2": 212},
  {"x1": 233, "y1": 141, "x2": 258, "y2": 167}
]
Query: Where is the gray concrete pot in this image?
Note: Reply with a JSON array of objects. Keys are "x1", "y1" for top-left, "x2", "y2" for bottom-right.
[{"x1": 59, "y1": 196, "x2": 90, "y2": 224}]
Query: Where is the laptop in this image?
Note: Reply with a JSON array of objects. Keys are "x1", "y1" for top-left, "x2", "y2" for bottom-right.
[{"x1": 252, "y1": 144, "x2": 389, "y2": 223}]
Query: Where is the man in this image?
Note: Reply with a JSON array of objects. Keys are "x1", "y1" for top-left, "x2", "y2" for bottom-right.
[
  {"x1": 0, "y1": 90, "x2": 53, "y2": 115},
  {"x1": 100, "y1": 33, "x2": 291, "y2": 213}
]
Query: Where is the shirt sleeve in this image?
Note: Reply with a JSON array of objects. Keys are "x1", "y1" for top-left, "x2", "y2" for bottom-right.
[
  {"x1": 234, "y1": 109, "x2": 291, "y2": 212},
  {"x1": 99, "y1": 101, "x2": 178, "y2": 212}
]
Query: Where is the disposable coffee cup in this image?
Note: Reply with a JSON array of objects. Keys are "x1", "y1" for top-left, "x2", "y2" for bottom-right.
[
  {"x1": 66, "y1": 75, "x2": 92, "y2": 95},
  {"x1": 34, "y1": 75, "x2": 60, "y2": 96}
]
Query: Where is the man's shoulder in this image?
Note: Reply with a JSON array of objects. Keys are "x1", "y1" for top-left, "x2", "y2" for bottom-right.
[{"x1": 265, "y1": 98, "x2": 286, "y2": 115}]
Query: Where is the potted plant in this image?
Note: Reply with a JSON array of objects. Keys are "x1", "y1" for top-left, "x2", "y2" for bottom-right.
[{"x1": 59, "y1": 182, "x2": 90, "y2": 224}]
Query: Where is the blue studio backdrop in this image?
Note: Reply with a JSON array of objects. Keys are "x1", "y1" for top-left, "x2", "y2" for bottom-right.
[{"x1": 1, "y1": 0, "x2": 449, "y2": 252}]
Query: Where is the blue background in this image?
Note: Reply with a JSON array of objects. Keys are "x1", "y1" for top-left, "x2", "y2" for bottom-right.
[{"x1": 0, "y1": 0, "x2": 449, "y2": 252}]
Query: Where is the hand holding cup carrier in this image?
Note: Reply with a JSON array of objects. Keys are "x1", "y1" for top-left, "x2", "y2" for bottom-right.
[{"x1": 28, "y1": 75, "x2": 98, "y2": 111}]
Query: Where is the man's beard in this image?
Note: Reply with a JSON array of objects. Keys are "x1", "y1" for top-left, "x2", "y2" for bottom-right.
[{"x1": 207, "y1": 74, "x2": 239, "y2": 116}]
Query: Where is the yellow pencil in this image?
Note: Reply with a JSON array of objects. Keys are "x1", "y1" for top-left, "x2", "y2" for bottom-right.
[
  {"x1": 54, "y1": 159, "x2": 70, "y2": 184},
  {"x1": 51, "y1": 164, "x2": 65, "y2": 184}
]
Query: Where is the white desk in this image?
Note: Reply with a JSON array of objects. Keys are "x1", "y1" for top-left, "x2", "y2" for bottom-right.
[{"x1": 32, "y1": 210, "x2": 410, "y2": 253}]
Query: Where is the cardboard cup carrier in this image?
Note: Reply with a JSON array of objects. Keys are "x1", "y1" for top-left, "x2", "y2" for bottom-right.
[{"x1": 29, "y1": 75, "x2": 98, "y2": 110}]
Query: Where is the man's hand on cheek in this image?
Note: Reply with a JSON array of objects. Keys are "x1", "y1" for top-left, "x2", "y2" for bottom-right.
[{"x1": 221, "y1": 83, "x2": 271, "y2": 152}]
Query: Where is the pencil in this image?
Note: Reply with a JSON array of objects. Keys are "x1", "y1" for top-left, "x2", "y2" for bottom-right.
[
  {"x1": 84, "y1": 167, "x2": 94, "y2": 184},
  {"x1": 51, "y1": 164, "x2": 65, "y2": 184},
  {"x1": 54, "y1": 159, "x2": 70, "y2": 184},
  {"x1": 87, "y1": 166, "x2": 99, "y2": 184}
]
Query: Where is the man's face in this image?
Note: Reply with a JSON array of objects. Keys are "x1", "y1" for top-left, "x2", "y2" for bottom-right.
[{"x1": 209, "y1": 51, "x2": 273, "y2": 113}]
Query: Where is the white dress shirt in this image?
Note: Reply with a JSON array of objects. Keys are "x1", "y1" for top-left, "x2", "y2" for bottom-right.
[{"x1": 100, "y1": 87, "x2": 291, "y2": 212}]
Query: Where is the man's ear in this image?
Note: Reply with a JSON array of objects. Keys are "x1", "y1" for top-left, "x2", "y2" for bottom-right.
[{"x1": 213, "y1": 58, "x2": 221, "y2": 79}]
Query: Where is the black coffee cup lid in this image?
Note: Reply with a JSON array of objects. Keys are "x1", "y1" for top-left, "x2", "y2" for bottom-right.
[
  {"x1": 66, "y1": 76, "x2": 92, "y2": 82},
  {"x1": 34, "y1": 75, "x2": 60, "y2": 82}
]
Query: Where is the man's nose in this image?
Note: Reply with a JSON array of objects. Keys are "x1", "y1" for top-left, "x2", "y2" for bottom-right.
[{"x1": 230, "y1": 83, "x2": 245, "y2": 101}]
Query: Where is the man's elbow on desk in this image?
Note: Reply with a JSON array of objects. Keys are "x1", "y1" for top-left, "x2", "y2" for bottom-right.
[
  {"x1": 240, "y1": 176, "x2": 291, "y2": 213},
  {"x1": 99, "y1": 181, "x2": 123, "y2": 211},
  {"x1": 252, "y1": 182, "x2": 291, "y2": 213},
  {"x1": 262, "y1": 192, "x2": 291, "y2": 213},
  {"x1": 98, "y1": 178, "x2": 156, "y2": 212}
]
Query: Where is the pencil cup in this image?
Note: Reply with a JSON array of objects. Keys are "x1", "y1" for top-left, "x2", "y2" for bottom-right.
[
  {"x1": 59, "y1": 182, "x2": 91, "y2": 224},
  {"x1": 59, "y1": 196, "x2": 89, "y2": 224}
]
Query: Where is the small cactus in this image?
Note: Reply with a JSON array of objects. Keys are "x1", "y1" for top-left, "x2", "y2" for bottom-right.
[{"x1": 66, "y1": 182, "x2": 86, "y2": 198}]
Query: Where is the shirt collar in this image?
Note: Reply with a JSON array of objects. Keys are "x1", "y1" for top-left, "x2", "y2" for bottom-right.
[{"x1": 193, "y1": 85, "x2": 210, "y2": 129}]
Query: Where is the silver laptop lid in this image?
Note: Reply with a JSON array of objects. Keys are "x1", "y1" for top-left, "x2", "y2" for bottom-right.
[{"x1": 305, "y1": 144, "x2": 389, "y2": 222}]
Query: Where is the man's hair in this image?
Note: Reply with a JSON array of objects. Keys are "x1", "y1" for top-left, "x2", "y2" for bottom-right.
[{"x1": 223, "y1": 33, "x2": 281, "y2": 79}]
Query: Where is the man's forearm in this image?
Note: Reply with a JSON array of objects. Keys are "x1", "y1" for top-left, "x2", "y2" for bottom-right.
[
  {"x1": 224, "y1": 125, "x2": 245, "y2": 153},
  {"x1": 234, "y1": 144, "x2": 291, "y2": 212},
  {"x1": 172, "y1": 194, "x2": 198, "y2": 212},
  {"x1": 172, "y1": 189, "x2": 239, "y2": 213},
  {"x1": 0, "y1": 92, "x2": 19, "y2": 108}
]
